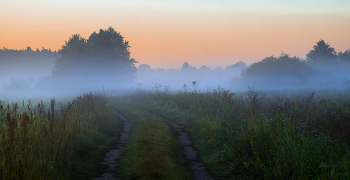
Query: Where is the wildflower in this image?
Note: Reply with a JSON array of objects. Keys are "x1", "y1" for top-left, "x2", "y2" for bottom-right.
[
  {"x1": 301, "y1": 134, "x2": 303, "y2": 136},
  {"x1": 315, "y1": 135, "x2": 317, "y2": 137},
  {"x1": 250, "y1": 127, "x2": 253, "y2": 130},
  {"x1": 311, "y1": 130, "x2": 314, "y2": 133}
]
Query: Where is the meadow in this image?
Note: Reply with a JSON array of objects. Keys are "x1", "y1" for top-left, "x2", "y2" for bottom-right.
[
  {"x1": 0, "y1": 92, "x2": 122, "y2": 179},
  {"x1": 116, "y1": 84, "x2": 350, "y2": 179},
  {"x1": 2, "y1": 85, "x2": 350, "y2": 179}
]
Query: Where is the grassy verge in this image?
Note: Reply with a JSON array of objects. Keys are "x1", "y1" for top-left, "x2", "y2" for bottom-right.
[
  {"x1": 0, "y1": 93, "x2": 123, "y2": 179},
  {"x1": 116, "y1": 88, "x2": 350, "y2": 179},
  {"x1": 111, "y1": 102, "x2": 192, "y2": 180}
]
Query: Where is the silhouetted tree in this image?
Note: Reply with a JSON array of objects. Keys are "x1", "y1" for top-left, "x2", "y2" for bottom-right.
[
  {"x1": 226, "y1": 61, "x2": 246, "y2": 71},
  {"x1": 242, "y1": 53, "x2": 311, "y2": 83},
  {"x1": 181, "y1": 62, "x2": 196, "y2": 71},
  {"x1": 53, "y1": 27, "x2": 137, "y2": 88},
  {"x1": 338, "y1": 50, "x2": 350, "y2": 62},
  {"x1": 0, "y1": 47, "x2": 59, "y2": 78},
  {"x1": 306, "y1": 40, "x2": 337, "y2": 63},
  {"x1": 199, "y1": 65, "x2": 210, "y2": 71},
  {"x1": 138, "y1": 64, "x2": 152, "y2": 71},
  {"x1": 25, "y1": 47, "x2": 33, "y2": 53}
]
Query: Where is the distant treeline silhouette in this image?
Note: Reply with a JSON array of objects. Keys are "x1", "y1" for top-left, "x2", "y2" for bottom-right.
[
  {"x1": 239, "y1": 40, "x2": 350, "y2": 89},
  {"x1": 0, "y1": 47, "x2": 59, "y2": 62},
  {"x1": 0, "y1": 47, "x2": 59, "y2": 92},
  {"x1": 135, "y1": 39, "x2": 350, "y2": 91},
  {"x1": 1, "y1": 31, "x2": 350, "y2": 98}
]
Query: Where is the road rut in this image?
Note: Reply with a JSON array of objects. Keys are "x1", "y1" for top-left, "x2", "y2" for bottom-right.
[
  {"x1": 151, "y1": 112, "x2": 215, "y2": 180},
  {"x1": 94, "y1": 110, "x2": 133, "y2": 180}
]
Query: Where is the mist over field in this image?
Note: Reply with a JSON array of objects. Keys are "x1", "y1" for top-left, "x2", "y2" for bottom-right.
[
  {"x1": 134, "y1": 61, "x2": 246, "y2": 91},
  {"x1": 2, "y1": 0, "x2": 350, "y2": 179},
  {"x1": 0, "y1": 27, "x2": 349, "y2": 101}
]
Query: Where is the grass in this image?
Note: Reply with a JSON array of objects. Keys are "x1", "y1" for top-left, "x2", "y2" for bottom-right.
[
  {"x1": 3, "y1": 85, "x2": 349, "y2": 179},
  {"x1": 111, "y1": 102, "x2": 192, "y2": 180},
  {"x1": 0, "y1": 92, "x2": 123, "y2": 179},
  {"x1": 117, "y1": 86, "x2": 350, "y2": 179}
]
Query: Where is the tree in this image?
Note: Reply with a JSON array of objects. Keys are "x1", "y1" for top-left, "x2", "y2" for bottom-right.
[
  {"x1": 181, "y1": 62, "x2": 196, "y2": 71},
  {"x1": 306, "y1": 39, "x2": 337, "y2": 63},
  {"x1": 242, "y1": 53, "x2": 312, "y2": 83},
  {"x1": 52, "y1": 27, "x2": 137, "y2": 89},
  {"x1": 138, "y1": 64, "x2": 152, "y2": 71},
  {"x1": 25, "y1": 47, "x2": 33, "y2": 53},
  {"x1": 338, "y1": 50, "x2": 350, "y2": 62},
  {"x1": 199, "y1": 65, "x2": 210, "y2": 71},
  {"x1": 226, "y1": 61, "x2": 246, "y2": 71}
]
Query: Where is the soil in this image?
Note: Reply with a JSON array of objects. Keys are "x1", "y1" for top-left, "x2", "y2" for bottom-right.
[
  {"x1": 151, "y1": 113, "x2": 216, "y2": 180},
  {"x1": 94, "y1": 110, "x2": 133, "y2": 180}
]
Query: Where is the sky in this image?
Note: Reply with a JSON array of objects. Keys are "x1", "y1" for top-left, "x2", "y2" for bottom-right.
[{"x1": 1, "y1": 0, "x2": 350, "y2": 69}]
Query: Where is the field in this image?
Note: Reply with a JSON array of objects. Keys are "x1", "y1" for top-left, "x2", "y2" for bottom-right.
[
  {"x1": 1, "y1": 86, "x2": 350, "y2": 179},
  {"x1": 0, "y1": 92, "x2": 123, "y2": 179}
]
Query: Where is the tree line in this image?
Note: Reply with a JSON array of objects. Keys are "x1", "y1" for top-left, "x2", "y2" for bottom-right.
[
  {"x1": 241, "y1": 40, "x2": 350, "y2": 87},
  {"x1": 1, "y1": 27, "x2": 349, "y2": 97}
]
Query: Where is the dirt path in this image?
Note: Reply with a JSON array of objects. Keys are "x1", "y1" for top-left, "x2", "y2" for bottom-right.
[
  {"x1": 94, "y1": 110, "x2": 133, "y2": 180},
  {"x1": 150, "y1": 112, "x2": 215, "y2": 180}
]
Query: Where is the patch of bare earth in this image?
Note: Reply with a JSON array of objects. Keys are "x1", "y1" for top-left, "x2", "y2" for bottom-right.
[
  {"x1": 151, "y1": 113, "x2": 215, "y2": 180},
  {"x1": 94, "y1": 110, "x2": 133, "y2": 180}
]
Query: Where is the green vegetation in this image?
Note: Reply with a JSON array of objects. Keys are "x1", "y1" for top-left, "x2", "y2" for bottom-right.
[
  {"x1": 241, "y1": 53, "x2": 311, "y2": 83},
  {"x1": 111, "y1": 102, "x2": 192, "y2": 180},
  {"x1": 0, "y1": 93, "x2": 122, "y2": 180},
  {"x1": 338, "y1": 49, "x2": 350, "y2": 62},
  {"x1": 3, "y1": 85, "x2": 350, "y2": 179},
  {"x1": 52, "y1": 27, "x2": 137, "y2": 89},
  {"x1": 117, "y1": 87, "x2": 350, "y2": 179},
  {"x1": 306, "y1": 39, "x2": 337, "y2": 63},
  {"x1": 2, "y1": 28, "x2": 350, "y2": 179}
]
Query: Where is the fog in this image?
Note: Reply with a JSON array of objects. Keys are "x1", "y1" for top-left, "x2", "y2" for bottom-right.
[
  {"x1": 134, "y1": 62, "x2": 350, "y2": 93},
  {"x1": 1, "y1": 36, "x2": 349, "y2": 102},
  {"x1": 134, "y1": 61, "x2": 246, "y2": 92},
  {"x1": 1, "y1": 52, "x2": 350, "y2": 102}
]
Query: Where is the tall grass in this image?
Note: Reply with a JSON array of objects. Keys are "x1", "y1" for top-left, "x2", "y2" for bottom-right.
[
  {"x1": 118, "y1": 86, "x2": 350, "y2": 179},
  {"x1": 0, "y1": 92, "x2": 121, "y2": 179}
]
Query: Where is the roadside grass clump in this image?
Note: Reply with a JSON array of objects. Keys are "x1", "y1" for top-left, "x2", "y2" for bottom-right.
[
  {"x1": 111, "y1": 102, "x2": 191, "y2": 180},
  {"x1": 230, "y1": 113, "x2": 350, "y2": 179},
  {"x1": 117, "y1": 86, "x2": 350, "y2": 179},
  {"x1": 0, "y1": 92, "x2": 122, "y2": 180}
]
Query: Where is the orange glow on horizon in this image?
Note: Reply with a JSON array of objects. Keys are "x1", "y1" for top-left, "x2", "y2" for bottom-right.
[{"x1": 1, "y1": 2, "x2": 350, "y2": 69}]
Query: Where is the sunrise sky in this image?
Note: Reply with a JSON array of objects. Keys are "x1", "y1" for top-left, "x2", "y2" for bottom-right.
[{"x1": 1, "y1": 0, "x2": 350, "y2": 69}]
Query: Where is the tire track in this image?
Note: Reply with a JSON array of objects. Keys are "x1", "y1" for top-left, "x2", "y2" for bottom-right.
[
  {"x1": 150, "y1": 112, "x2": 215, "y2": 180},
  {"x1": 94, "y1": 110, "x2": 133, "y2": 180}
]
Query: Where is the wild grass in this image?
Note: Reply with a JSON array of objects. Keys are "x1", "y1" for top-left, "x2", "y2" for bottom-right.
[
  {"x1": 111, "y1": 102, "x2": 191, "y2": 180},
  {"x1": 118, "y1": 86, "x2": 350, "y2": 179},
  {"x1": 0, "y1": 92, "x2": 122, "y2": 180}
]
